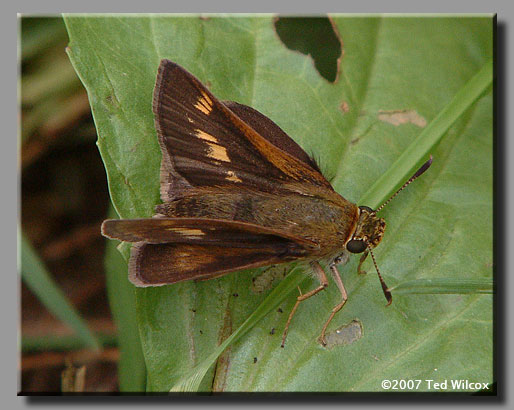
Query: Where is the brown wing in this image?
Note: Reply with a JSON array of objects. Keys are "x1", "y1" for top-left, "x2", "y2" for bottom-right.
[
  {"x1": 129, "y1": 242, "x2": 303, "y2": 287},
  {"x1": 222, "y1": 101, "x2": 323, "y2": 174},
  {"x1": 101, "y1": 217, "x2": 318, "y2": 250},
  {"x1": 153, "y1": 59, "x2": 334, "y2": 201},
  {"x1": 102, "y1": 217, "x2": 317, "y2": 287}
]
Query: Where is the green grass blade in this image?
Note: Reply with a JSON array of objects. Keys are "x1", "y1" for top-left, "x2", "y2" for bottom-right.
[
  {"x1": 20, "y1": 230, "x2": 101, "y2": 351},
  {"x1": 390, "y1": 278, "x2": 493, "y2": 295},
  {"x1": 104, "y1": 207, "x2": 147, "y2": 392},
  {"x1": 359, "y1": 59, "x2": 493, "y2": 208}
]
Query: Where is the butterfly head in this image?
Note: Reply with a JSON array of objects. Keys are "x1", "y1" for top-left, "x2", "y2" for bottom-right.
[
  {"x1": 345, "y1": 155, "x2": 434, "y2": 255},
  {"x1": 346, "y1": 206, "x2": 386, "y2": 254}
]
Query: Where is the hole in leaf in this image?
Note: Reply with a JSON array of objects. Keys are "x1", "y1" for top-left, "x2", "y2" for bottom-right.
[
  {"x1": 323, "y1": 319, "x2": 363, "y2": 348},
  {"x1": 274, "y1": 16, "x2": 342, "y2": 83}
]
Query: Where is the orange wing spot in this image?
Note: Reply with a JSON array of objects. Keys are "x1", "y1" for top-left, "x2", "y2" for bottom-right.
[
  {"x1": 173, "y1": 246, "x2": 215, "y2": 271},
  {"x1": 167, "y1": 227, "x2": 206, "y2": 236},
  {"x1": 194, "y1": 91, "x2": 213, "y2": 114},
  {"x1": 226, "y1": 170, "x2": 242, "y2": 183},
  {"x1": 206, "y1": 142, "x2": 230, "y2": 162},
  {"x1": 195, "y1": 129, "x2": 218, "y2": 143},
  {"x1": 200, "y1": 91, "x2": 212, "y2": 106}
]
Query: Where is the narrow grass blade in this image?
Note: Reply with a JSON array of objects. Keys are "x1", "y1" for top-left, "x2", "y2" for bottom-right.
[
  {"x1": 389, "y1": 278, "x2": 493, "y2": 295},
  {"x1": 104, "y1": 211, "x2": 147, "y2": 392},
  {"x1": 20, "y1": 231, "x2": 101, "y2": 351}
]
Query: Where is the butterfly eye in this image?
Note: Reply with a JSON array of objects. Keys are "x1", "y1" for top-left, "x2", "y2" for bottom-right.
[
  {"x1": 346, "y1": 239, "x2": 367, "y2": 254},
  {"x1": 359, "y1": 205, "x2": 373, "y2": 213}
]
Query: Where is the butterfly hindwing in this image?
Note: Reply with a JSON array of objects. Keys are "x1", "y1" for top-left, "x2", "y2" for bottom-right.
[
  {"x1": 222, "y1": 101, "x2": 322, "y2": 173},
  {"x1": 153, "y1": 60, "x2": 333, "y2": 202},
  {"x1": 129, "y1": 242, "x2": 301, "y2": 287}
]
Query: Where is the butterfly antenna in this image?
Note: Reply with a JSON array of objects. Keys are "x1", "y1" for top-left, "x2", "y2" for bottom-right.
[
  {"x1": 369, "y1": 247, "x2": 392, "y2": 305},
  {"x1": 374, "y1": 155, "x2": 433, "y2": 214}
]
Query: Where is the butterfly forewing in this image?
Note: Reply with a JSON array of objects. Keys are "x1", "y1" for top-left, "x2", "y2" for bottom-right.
[
  {"x1": 153, "y1": 60, "x2": 334, "y2": 202},
  {"x1": 101, "y1": 217, "x2": 318, "y2": 250}
]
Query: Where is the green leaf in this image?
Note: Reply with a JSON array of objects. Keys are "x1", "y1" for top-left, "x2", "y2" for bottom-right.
[
  {"x1": 65, "y1": 15, "x2": 493, "y2": 392},
  {"x1": 170, "y1": 265, "x2": 305, "y2": 392},
  {"x1": 21, "y1": 231, "x2": 100, "y2": 351}
]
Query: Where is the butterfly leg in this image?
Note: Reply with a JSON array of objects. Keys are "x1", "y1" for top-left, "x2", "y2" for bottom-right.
[
  {"x1": 281, "y1": 261, "x2": 328, "y2": 347},
  {"x1": 319, "y1": 263, "x2": 348, "y2": 346},
  {"x1": 357, "y1": 250, "x2": 369, "y2": 275}
]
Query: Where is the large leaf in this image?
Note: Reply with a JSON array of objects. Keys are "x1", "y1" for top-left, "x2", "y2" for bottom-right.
[{"x1": 65, "y1": 15, "x2": 493, "y2": 392}]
